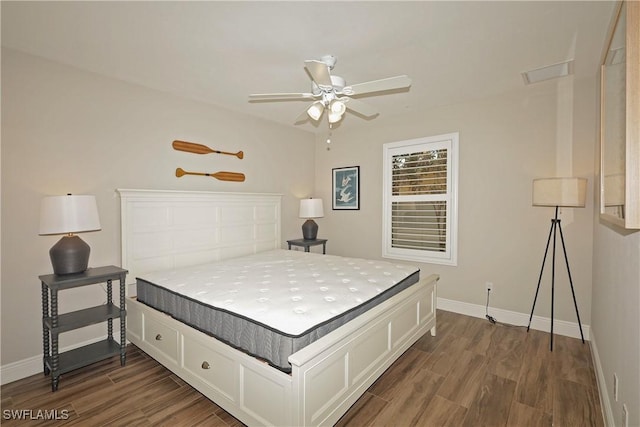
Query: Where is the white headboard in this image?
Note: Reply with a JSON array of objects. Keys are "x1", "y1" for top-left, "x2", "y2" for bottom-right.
[{"x1": 118, "y1": 189, "x2": 282, "y2": 290}]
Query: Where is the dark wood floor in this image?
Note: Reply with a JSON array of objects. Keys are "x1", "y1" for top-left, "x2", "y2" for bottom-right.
[{"x1": 1, "y1": 310, "x2": 603, "y2": 426}]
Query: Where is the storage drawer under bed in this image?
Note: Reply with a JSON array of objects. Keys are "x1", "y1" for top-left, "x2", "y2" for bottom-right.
[
  {"x1": 143, "y1": 316, "x2": 179, "y2": 363},
  {"x1": 182, "y1": 333, "x2": 237, "y2": 402}
]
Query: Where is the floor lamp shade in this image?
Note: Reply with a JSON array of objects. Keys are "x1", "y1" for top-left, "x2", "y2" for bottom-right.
[
  {"x1": 39, "y1": 195, "x2": 101, "y2": 275},
  {"x1": 528, "y1": 177, "x2": 587, "y2": 350},
  {"x1": 299, "y1": 198, "x2": 324, "y2": 240},
  {"x1": 532, "y1": 178, "x2": 587, "y2": 207}
]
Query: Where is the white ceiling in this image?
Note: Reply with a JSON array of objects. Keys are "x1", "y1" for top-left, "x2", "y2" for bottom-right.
[{"x1": 1, "y1": 1, "x2": 615, "y2": 134}]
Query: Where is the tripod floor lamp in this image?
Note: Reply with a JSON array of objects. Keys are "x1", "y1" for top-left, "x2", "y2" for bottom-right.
[{"x1": 528, "y1": 177, "x2": 586, "y2": 351}]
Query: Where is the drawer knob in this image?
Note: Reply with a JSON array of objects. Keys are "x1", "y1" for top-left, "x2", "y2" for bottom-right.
[
  {"x1": 201, "y1": 361, "x2": 211, "y2": 370},
  {"x1": 155, "y1": 334, "x2": 163, "y2": 341}
]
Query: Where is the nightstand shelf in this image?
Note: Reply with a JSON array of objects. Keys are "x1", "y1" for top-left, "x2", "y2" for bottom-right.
[
  {"x1": 287, "y1": 238, "x2": 328, "y2": 254},
  {"x1": 44, "y1": 339, "x2": 121, "y2": 376},
  {"x1": 40, "y1": 265, "x2": 128, "y2": 391},
  {"x1": 43, "y1": 303, "x2": 120, "y2": 334}
]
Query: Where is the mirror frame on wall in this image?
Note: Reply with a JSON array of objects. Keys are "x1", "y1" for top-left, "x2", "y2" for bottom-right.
[{"x1": 600, "y1": 0, "x2": 640, "y2": 230}]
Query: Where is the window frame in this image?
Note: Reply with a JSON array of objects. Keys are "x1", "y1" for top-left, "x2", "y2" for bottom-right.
[{"x1": 382, "y1": 133, "x2": 459, "y2": 265}]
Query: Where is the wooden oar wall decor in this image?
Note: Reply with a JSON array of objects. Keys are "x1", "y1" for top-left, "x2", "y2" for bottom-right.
[
  {"x1": 173, "y1": 140, "x2": 245, "y2": 183},
  {"x1": 173, "y1": 140, "x2": 243, "y2": 159},
  {"x1": 175, "y1": 168, "x2": 245, "y2": 182}
]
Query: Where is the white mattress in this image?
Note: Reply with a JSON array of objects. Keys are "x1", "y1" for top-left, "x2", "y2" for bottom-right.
[{"x1": 138, "y1": 249, "x2": 419, "y2": 336}]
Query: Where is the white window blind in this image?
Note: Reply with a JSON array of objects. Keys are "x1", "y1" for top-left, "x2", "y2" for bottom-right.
[{"x1": 382, "y1": 133, "x2": 458, "y2": 265}]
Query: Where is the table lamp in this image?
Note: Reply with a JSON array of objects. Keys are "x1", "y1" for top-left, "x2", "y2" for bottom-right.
[
  {"x1": 299, "y1": 198, "x2": 324, "y2": 240},
  {"x1": 39, "y1": 194, "x2": 101, "y2": 275}
]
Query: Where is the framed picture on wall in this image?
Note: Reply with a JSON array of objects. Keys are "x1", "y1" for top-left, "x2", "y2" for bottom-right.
[{"x1": 332, "y1": 166, "x2": 360, "y2": 210}]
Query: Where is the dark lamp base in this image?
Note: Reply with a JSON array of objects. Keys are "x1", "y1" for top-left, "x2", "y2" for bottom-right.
[
  {"x1": 49, "y1": 235, "x2": 90, "y2": 275},
  {"x1": 302, "y1": 219, "x2": 319, "y2": 240}
]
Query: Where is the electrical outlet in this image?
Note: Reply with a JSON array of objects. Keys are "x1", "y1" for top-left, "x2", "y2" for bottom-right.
[
  {"x1": 622, "y1": 404, "x2": 628, "y2": 427},
  {"x1": 485, "y1": 282, "x2": 493, "y2": 292},
  {"x1": 614, "y1": 373, "x2": 619, "y2": 401}
]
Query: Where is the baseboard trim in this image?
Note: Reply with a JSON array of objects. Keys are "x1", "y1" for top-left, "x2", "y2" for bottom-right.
[
  {"x1": 0, "y1": 354, "x2": 42, "y2": 386},
  {"x1": 589, "y1": 330, "x2": 614, "y2": 427},
  {"x1": 2, "y1": 299, "x2": 591, "y2": 385},
  {"x1": 0, "y1": 337, "x2": 109, "y2": 386},
  {"x1": 436, "y1": 297, "x2": 590, "y2": 341}
]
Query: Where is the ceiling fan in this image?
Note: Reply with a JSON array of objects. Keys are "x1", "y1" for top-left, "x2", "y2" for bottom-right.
[{"x1": 249, "y1": 55, "x2": 412, "y2": 125}]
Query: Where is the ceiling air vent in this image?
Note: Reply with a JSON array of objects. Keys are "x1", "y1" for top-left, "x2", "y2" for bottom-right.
[{"x1": 521, "y1": 59, "x2": 574, "y2": 85}]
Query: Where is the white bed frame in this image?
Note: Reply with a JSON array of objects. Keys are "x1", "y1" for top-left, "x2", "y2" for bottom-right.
[{"x1": 118, "y1": 189, "x2": 438, "y2": 426}]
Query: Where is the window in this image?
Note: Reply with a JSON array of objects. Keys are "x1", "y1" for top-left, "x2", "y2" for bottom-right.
[{"x1": 382, "y1": 133, "x2": 458, "y2": 265}]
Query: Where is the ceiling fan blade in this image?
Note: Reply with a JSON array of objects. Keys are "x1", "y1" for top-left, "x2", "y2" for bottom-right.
[
  {"x1": 249, "y1": 92, "x2": 316, "y2": 100},
  {"x1": 342, "y1": 75, "x2": 412, "y2": 96},
  {"x1": 342, "y1": 97, "x2": 379, "y2": 118},
  {"x1": 304, "y1": 60, "x2": 333, "y2": 88}
]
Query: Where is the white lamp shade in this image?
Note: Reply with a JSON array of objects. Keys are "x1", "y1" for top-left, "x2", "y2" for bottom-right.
[
  {"x1": 532, "y1": 178, "x2": 587, "y2": 207},
  {"x1": 299, "y1": 198, "x2": 324, "y2": 219},
  {"x1": 39, "y1": 195, "x2": 101, "y2": 235}
]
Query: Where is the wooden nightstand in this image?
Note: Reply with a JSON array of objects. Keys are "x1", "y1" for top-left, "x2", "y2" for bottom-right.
[
  {"x1": 40, "y1": 265, "x2": 128, "y2": 391},
  {"x1": 286, "y1": 238, "x2": 328, "y2": 254}
]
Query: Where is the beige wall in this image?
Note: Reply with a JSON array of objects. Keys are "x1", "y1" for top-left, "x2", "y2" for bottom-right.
[
  {"x1": 0, "y1": 49, "x2": 316, "y2": 365},
  {"x1": 314, "y1": 76, "x2": 597, "y2": 324},
  {"x1": 592, "y1": 226, "x2": 640, "y2": 427}
]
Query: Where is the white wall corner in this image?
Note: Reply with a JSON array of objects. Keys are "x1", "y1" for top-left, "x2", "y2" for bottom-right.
[{"x1": 589, "y1": 330, "x2": 614, "y2": 427}]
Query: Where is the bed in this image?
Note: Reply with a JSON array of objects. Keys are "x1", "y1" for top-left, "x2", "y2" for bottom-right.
[{"x1": 119, "y1": 189, "x2": 438, "y2": 426}]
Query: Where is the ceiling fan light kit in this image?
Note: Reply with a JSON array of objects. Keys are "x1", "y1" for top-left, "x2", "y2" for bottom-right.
[
  {"x1": 328, "y1": 111, "x2": 343, "y2": 124},
  {"x1": 307, "y1": 101, "x2": 324, "y2": 121},
  {"x1": 329, "y1": 99, "x2": 346, "y2": 115},
  {"x1": 249, "y1": 55, "x2": 411, "y2": 128}
]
